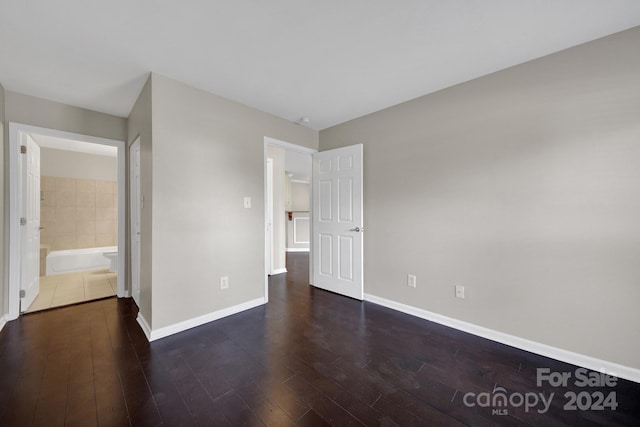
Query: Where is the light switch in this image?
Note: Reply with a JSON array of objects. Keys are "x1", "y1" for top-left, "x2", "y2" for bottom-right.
[{"x1": 244, "y1": 197, "x2": 251, "y2": 208}]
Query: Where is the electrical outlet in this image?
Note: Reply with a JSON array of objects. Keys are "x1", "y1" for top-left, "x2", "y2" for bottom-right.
[
  {"x1": 407, "y1": 274, "x2": 417, "y2": 288},
  {"x1": 243, "y1": 197, "x2": 251, "y2": 208},
  {"x1": 455, "y1": 285, "x2": 465, "y2": 299},
  {"x1": 220, "y1": 276, "x2": 229, "y2": 290}
]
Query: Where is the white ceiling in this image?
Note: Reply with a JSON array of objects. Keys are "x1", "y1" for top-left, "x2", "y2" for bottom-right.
[{"x1": 1, "y1": 1, "x2": 640, "y2": 130}]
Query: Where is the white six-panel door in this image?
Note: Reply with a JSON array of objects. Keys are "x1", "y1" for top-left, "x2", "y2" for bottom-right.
[
  {"x1": 312, "y1": 144, "x2": 363, "y2": 300},
  {"x1": 20, "y1": 134, "x2": 41, "y2": 312}
]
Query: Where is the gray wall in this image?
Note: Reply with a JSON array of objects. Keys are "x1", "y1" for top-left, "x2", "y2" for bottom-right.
[
  {"x1": 320, "y1": 27, "x2": 640, "y2": 369},
  {"x1": 5, "y1": 92, "x2": 126, "y2": 142},
  {"x1": 0, "y1": 82, "x2": 5, "y2": 318},
  {"x1": 290, "y1": 181, "x2": 310, "y2": 212},
  {"x1": 0, "y1": 82, "x2": 4, "y2": 125},
  {"x1": 127, "y1": 76, "x2": 153, "y2": 326},
  {"x1": 40, "y1": 148, "x2": 117, "y2": 181},
  {"x1": 150, "y1": 74, "x2": 317, "y2": 330}
]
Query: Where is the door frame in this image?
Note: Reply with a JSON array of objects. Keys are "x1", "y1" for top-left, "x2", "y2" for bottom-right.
[
  {"x1": 265, "y1": 158, "x2": 274, "y2": 276},
  {"x1": 263, "y1": 136, "x2": 316, "y2": 303},
  {"x1": 7, "y1": 123, "x2": 127, "y2": 320},
  {"x1": 129, "y1": 136, "x2": 141, "y2": 307}
]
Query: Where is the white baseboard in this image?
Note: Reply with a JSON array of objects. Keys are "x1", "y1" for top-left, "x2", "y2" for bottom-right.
[
  {"x1": 286, "y1": 248, "x2": 310, "y2": 252},
  {"x1": 136, "y1": 312, "x2": 152, "y2": 341},
  {"x1": 144, "y1": 297, "x2": 265, "y2": 342},
  {"x1": 364, "y1": 293, "x2": 640, "y2": 384},
  {"x1": 270, "y1": 268, "x2": 287, "y2": 275},
  {"x1": 0, "y1": 315, "x2": 6, "y2": 334}
]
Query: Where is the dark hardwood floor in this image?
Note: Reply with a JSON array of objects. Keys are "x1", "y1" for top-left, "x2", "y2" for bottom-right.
[{"x1": 1, "y1": 253, "x2": 638, "y2": 426}]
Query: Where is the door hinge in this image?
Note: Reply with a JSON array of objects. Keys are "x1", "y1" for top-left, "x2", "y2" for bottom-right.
[
  {"x1": 20, "y1": 145, "x2": 27, "y2": 154},
  {"x1": 20, "y1": 290, "x2": 26, "y2": 298},
  {"x1": 20, "y1": 217, "x2": 27, "y2": 226}
]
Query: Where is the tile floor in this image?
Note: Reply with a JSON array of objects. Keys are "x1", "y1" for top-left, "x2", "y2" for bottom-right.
[{"x1": 26, "y1": 269, "x2": 117, "y2": 313}]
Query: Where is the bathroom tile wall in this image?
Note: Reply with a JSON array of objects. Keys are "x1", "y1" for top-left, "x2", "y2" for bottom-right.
[{"x1": 40, "y1": 176, "x2": 117, "y2": 251}]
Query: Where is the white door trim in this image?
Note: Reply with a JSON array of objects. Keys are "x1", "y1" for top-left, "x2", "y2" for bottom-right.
[
  {"x1": 266, "y1": 158, "x2": 274, "y2": 276},
  {"x1": 263, "y1": 136, "x2": 316, "y2": 303},
  {"x1": 129, "y1": 136, "x2": 141, "y2": 307},
  {"x1": 7, "y1": 123, "x2": 127, "y2": 320}
]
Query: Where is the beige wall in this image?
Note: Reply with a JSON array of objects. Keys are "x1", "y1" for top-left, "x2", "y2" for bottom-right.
[
  {"x1": 150, "y1": 74, "x2": 317, "y2": 330},
  {"x1": 0, "y1": 82, "x2": 4, "y2": 124},
  {"x1": 5, "y1": 92, "x2": 127, "y2": 142},
  {"x1": 127, "y1": 76, "x2": 153, "y2": 325},
  {"x1": 40, "y1": 176, "x2": 117, "y2": 252},
  {"x1": 290, "y1": 181, "x2": 310, "y2": 212},
  {"x1": 41, "y1": 148, "x2": 117, "y2": 181},
  {"x1": 320, "y1": 27, "x2": 640, "y2": 370},
  {"x1": 0, "y1": 82, "x2": 5, "y2": 317},
  {"x1": 39, "y1": 148, "x2": 118, "y2": 253}
]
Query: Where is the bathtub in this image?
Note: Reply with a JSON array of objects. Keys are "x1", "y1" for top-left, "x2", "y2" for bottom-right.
[{"x1": 46, "y1": 246, "x2": 117, "y2": 276}]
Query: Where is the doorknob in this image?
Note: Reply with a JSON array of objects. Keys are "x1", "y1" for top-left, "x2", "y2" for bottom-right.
[{"x1": 350, "y1": 227, "x2": 363, "y2": 232}]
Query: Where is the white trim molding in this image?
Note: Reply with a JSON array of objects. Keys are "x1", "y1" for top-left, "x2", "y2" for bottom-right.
[
  {"x1": 270, "y1": 268, "x2": 287, "y2": 275},
  {"x1": 136, "y1": 313, "x2": 152, "y2": 341},
  {"x1": 141, "y1": 297, "x2": 265, "y2": 342},
  {"x1": 293, "y1": 216, "x2": 310, "y2": 245},
  {"x1": 0, "y1": 316, "x2": 7, "y2": 333},
  {"x1": 364, "y1": 293, "x2": 640, "y2": 384},
  {"x1": 286, "y1": 248, "x2": 310, "y2": 252},
  {"x1": 264, "y1": 136, "x2": 317, "y2": 154}
]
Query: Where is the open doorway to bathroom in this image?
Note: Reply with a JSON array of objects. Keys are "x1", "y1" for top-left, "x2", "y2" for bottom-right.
[
  {"x1": 28, "y1": 135, "x2": 119, "y2": 311},
  {"x1": 8, "y1": 123, "x2": 126, "y2": 319}
]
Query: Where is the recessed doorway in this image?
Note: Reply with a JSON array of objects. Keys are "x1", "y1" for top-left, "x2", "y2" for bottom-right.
[
  {"x1": 263, "y1": 136, "x2": 315, "y2": 302},
  {"x1": 8, "y1": 123, "x2": 126, "y2": 318}
]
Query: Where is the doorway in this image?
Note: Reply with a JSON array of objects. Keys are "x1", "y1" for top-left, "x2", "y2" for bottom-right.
[
  {"x1": 264, "y1": 138, "x2": 365, "y2": 303},
  {"x1": 263, "y1": 137, "x2": 315, "y2": 302},
  {"x1": 7, "y1": 123, "x2": 126, "y2": 319}
]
